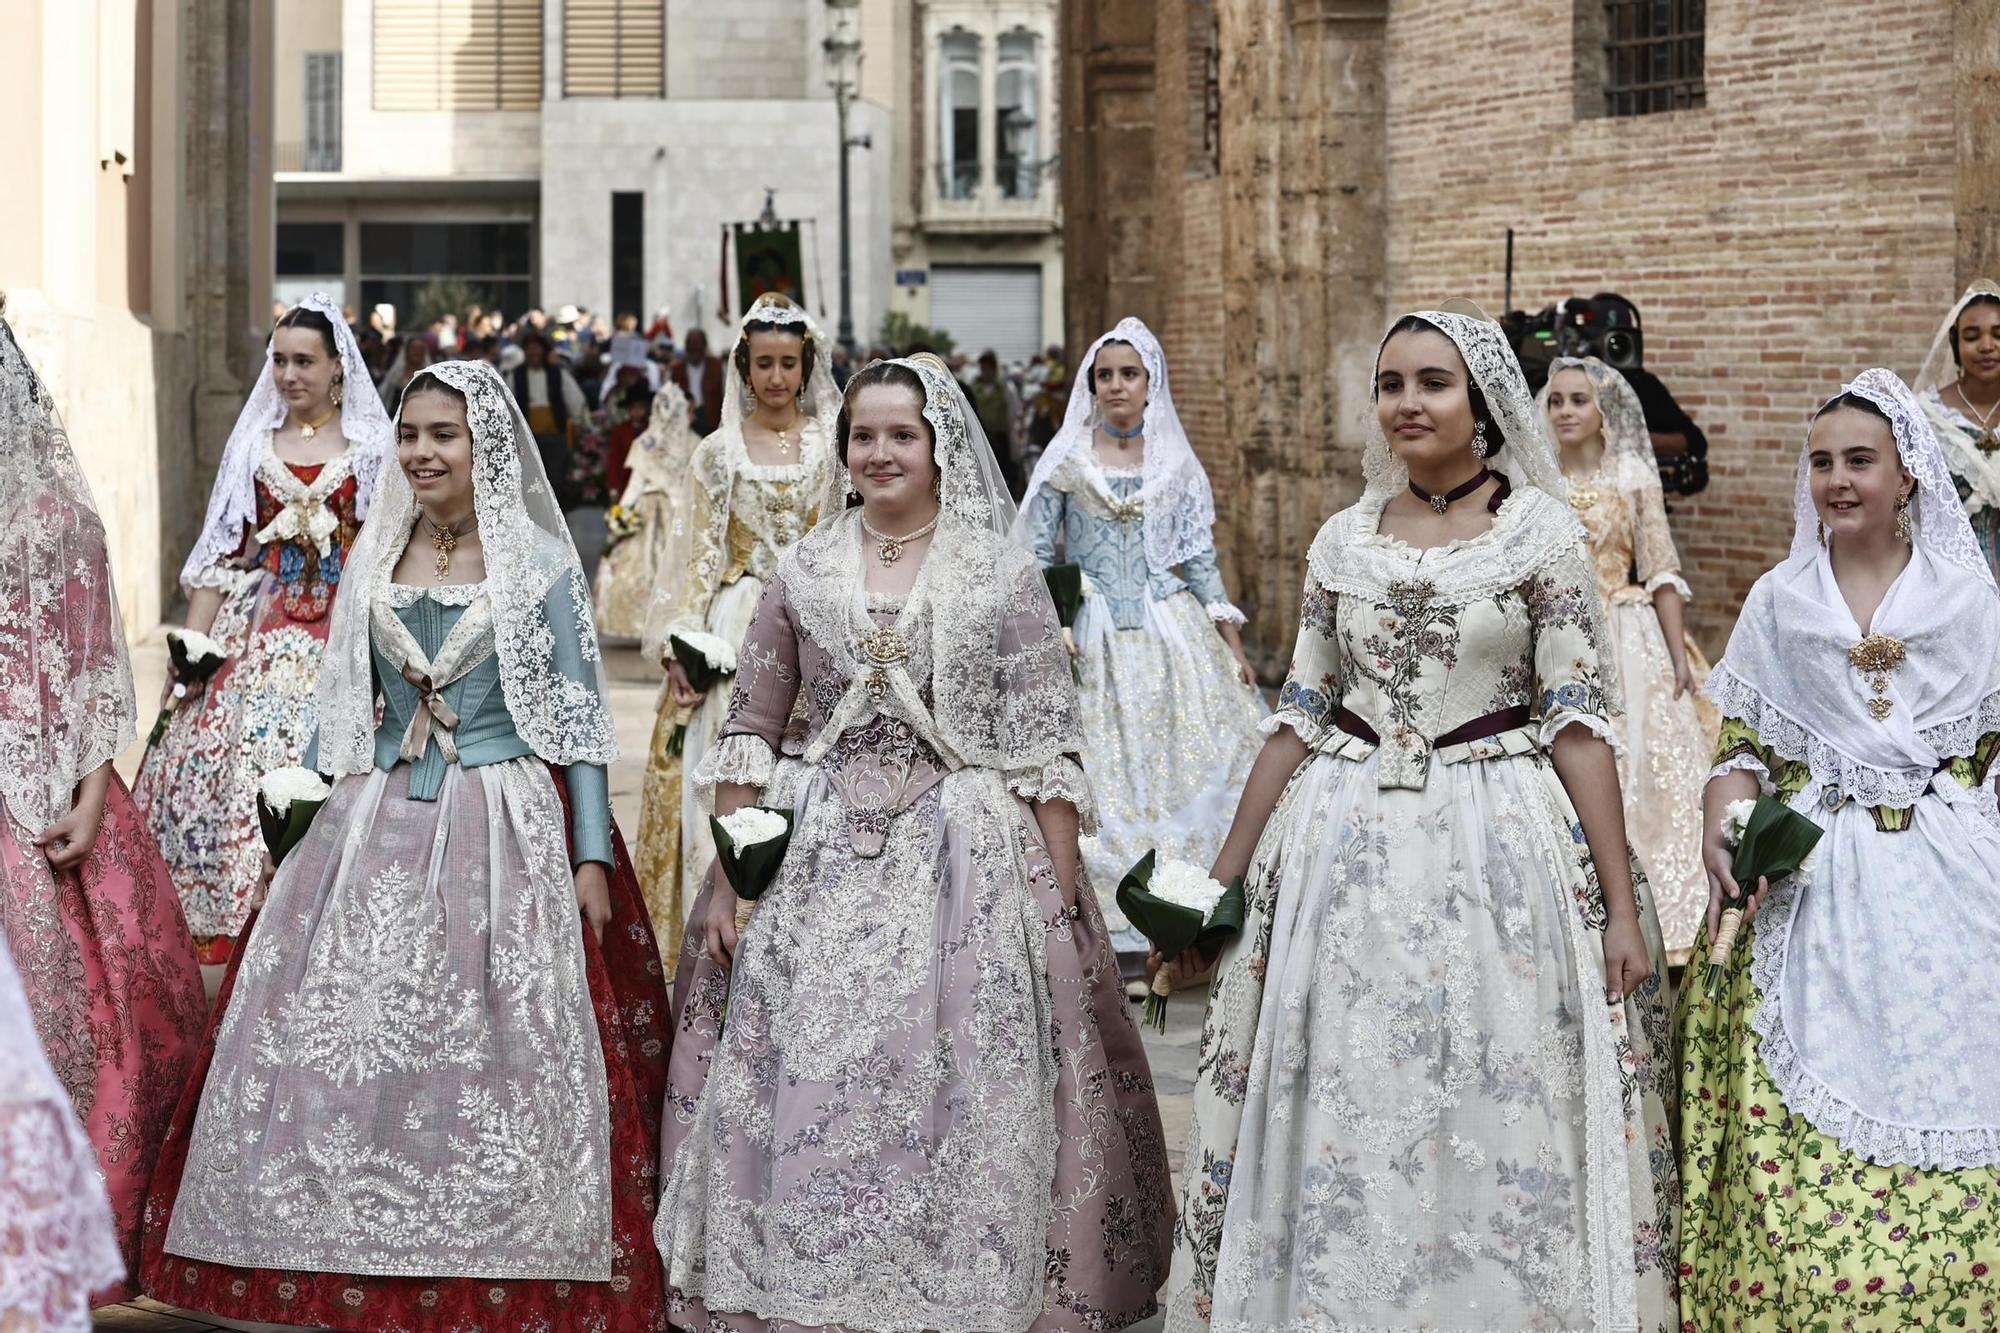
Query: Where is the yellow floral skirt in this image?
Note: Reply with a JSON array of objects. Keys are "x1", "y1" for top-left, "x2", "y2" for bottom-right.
[{"x1": 1679, "y1": 916, "x2": 2000, "y2": 1331}]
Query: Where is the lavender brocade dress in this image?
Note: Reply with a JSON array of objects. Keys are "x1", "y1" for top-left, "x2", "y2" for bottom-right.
[{"x1": 653, "y1": 515, "x2": 1173, "y2": 1333}]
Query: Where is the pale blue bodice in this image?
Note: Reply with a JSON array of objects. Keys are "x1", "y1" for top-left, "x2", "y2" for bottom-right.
[
  {"x1": 1024, "y1": 469, "x2": 1235, "y2": 630},
  {"x1": 368, "y1": 583, "x2": 613, "y2": 866}
]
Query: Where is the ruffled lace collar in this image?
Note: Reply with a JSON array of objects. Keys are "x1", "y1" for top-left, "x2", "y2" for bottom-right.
[{"x1": 384, "y1": 580, "x2": 488, "y2": 608}]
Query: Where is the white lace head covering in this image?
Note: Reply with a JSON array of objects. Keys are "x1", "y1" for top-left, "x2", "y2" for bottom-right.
[
  {"x1": 1536, "y1": 354, "x2": 1660, "y2": 485},
  {"x1": 1784, "y1": 369, "x2": 1992, "y2": 581},
  {"x1": 1364, "y1": 308, "x2": 1567, "y2": 506},
  {"x1": 315, "y1": 359, "x2": 618, "y2": 775},
  {"x1": 1914, "y1": 280, "x2": 2000, "y2": 395},
  {"x1": 821, "y1": 353, "x2": 1020, "y2": 541},
  {"x1": 0, "y1": 315, "x2": 137, "y2": 833},
  {"x1": 723, "y1": 294, "x2": 842, "y2": 433},
  {"x1": 180, "y1": 292, "x2": 391, "y2": 592},
  {"x1": 1014, "y1": 317, "x2": 1217, "y2": 574}
]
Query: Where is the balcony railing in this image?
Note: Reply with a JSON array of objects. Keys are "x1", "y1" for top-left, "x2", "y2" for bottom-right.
[
  {"x1": 275, "y1": 140, "x2": 344, "y2": 173},
  {"x1": 925, "y1": 158, "x2": 1059, "y2": 229}
]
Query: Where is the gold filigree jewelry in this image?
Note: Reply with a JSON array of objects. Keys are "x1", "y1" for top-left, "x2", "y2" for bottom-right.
[
  {"x1": 1385, "y1": 578, "x2": 1439, "y2": 621},
  {"x1": 860, "y1": 511, "x2": 941, "y2": 564},
  {"x1": 291, "y1": 407, "x2": 337, "y2": 441},
  {"x1": 1895, "y1": 491, "x2": 1913, "y2": 542},
  {"x1": 428, "y1": 516, "x2": 462, "y2": 580},
  {"x1": 857, "y1": 625, "x2": 911, "y2": 702},
  {"x1": 331, "y1": 377, "x2": 343, "y2": 409},
  {"x1": 1953, "y1": 382, "x2": 2000, "y2": 451},
  {"x1": 1848, "y1": 632, "x2": 1907, "y2": 721},
  {"x1": 1566, "y1": 477, "x2": 1599, "y2": 512}
]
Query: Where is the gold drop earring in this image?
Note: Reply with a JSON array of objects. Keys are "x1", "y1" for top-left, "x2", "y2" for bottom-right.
[{"x1": 1895, "y1": 491, "x2": 1913, "y2": 543}]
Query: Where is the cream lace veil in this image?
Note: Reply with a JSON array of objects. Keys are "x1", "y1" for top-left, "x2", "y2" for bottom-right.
[
  {"x1": 315, "y1": 360, "x2": 618, "y2": 775},
  {"x1": 722, "y1": 294, "x2": 842, "y2": 434},
  {"x1": 1536, "y1": 355, "x2": 1661, "y2": 488},
  {"x1": 0, "y1": 316, "x2": 137, "y2": 833},
  {"x1": 1914, "y1": 280, "x2": 2000, "y2": 396},
  {"x1": 180, "y1": 291, "x2": 392, "y2": 592},
  {"x1": 1014, "y1": 317, "x2": 1217, "y2": 573}
]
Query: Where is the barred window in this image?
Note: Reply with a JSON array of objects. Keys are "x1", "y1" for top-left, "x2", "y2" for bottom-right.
[
  {"x1": 1602, "y1": 0, "x2": 1705, "y2": 117},
  {"x1": 565, "y1": 0, "x2": 664, "y2": 98},
  {"x1": 373, "y1": 0, "x2": 542, "y2": 112}
]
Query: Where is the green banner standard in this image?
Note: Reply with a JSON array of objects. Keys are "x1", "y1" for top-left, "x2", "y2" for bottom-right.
[{"x1": 733, "y1": 223, "x2": 805, "y2": 308}]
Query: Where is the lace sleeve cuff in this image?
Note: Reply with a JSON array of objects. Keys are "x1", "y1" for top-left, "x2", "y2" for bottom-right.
[
  {"x1": 691, "y1": 732, "x2": 777, "y2": 809},
  {"x1": 1708, "y1": 752, "x2": 1771, "y2": 787},
  {"x1": 1539, "y1": 710, "x2": 1619, "y2": 753},
  {"x1": 183, "y1": 564, "x2": 242, "y2": 592},
  {"x1": 1205, "y1": 600, "x2": 1248, "y2": 627},
  {"x1": 1258, "y1": 708, "x2": 1322, "y2": 748},
  {"x1": 1007, "y1": 754, "x2": 1097, "y2": 831},
  {"x1": 1643, "y1": 572, "x2": 1693, "y2": 601}
]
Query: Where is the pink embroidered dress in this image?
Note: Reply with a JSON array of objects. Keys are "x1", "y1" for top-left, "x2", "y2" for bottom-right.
[{"x1": 0, "y1": 315, "x2": 205, "y2": 1300}]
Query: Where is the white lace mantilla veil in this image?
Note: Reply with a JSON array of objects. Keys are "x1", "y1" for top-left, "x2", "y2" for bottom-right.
[
  {"x1": 721, "y1": 294, "x2": 843, "y2": 434},
  {"x1": 779, "y1": 353, "x2": 1082, "y2": 790},
  {"x1": 314, "y1": 360, "x2": 618, "y2": 775},
  {"x1": 1914, "y1": 279, "x2": 2000, "y2": 397},
  {"x1": 0, "y1": 315, "x2": 137, "y2": 835},
  {"x1": 1309, "y1": 307, "x2": 1622, "y2": 721},
  {"x1": 1537, "y1": 354, "x2": 1664, "y2": 488},
  {"x1": 1708, "y1": 368, "x2": 2000, "y2": 810},
  {"x1": 179, "y1": 291, "x2": 392, "y2": 592},
  {"x1": 1013, "y1": 316, "x2": 1217, "y2": 574}
]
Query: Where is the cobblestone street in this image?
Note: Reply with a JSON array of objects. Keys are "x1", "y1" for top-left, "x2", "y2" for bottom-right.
[{"x1": 101, "y1": 636, "x2": 1198, "y2": 1333}]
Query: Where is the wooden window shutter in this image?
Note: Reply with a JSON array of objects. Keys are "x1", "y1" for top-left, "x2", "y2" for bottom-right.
[
  {"x1": 564, "y1": 0, "x2": 664, "y2": 98},
  {"x1": 374, "y1": 0, "x2": 544, "y2": 111}
]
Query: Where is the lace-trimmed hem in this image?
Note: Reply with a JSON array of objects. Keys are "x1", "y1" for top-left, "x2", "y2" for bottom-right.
[
  {"x1": 1750, "y1": 876, "x2": 2000, "y2": 1172},
  {"x1": 1707, "y1": 667, "x2": 2000, "y2": 809},
  {"x1": 1642, "y1": 571, "x2": 1693, "y2": 601},
  {"x1": 1203, "y1": 599, "x2": 1247, "y2": 626},
  {"x1": 384, "y1": 580, "x2": 487, "y2": 607},
  {"x1": 691, "y1": 732, "x2": 778, "y2": 807},
  {"x1": 1005, "y1": 755, "x2": 1097, "y2": 830}
]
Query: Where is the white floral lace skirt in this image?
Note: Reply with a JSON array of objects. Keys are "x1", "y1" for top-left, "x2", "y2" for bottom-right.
[
  {"x1": 656, "y1": 764, "x2": 1173, "y2": 1333},
  {"x1": 674, "y1": 574, "x2": 764, "y2": 918},
  {"x1": 162, "y1": 759, "x2": 613, "y2": 1280},
  {"x1": 1073, "y1": 590, "x2": 1265, "y2": 952},
  {"x1": 1164, "y1": 745, "x2": 1679, "y2": 1333},
  {"x1": 1604, "y1": 597, "x2": 1713, "y2": 962}
]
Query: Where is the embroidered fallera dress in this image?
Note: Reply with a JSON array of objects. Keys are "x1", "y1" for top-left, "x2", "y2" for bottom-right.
[
  {"x1": 595, "y1": 382, "x2": 696, "y2": 640},
  {"x1": 1678, "y1": 369, "x2": 2000, "y2": 1332},
  {"x1": 137, "y1": 464, "x2": 366, "y2": 964},
  {"x1": 635, "y1": 415, "x2": 832, "y2": 956},
  {"x1": 1164, "y1": 311, "x2": 1677, "y2": 1333},
  {"x1": 654, "y1": 357, "x2": 1172, "y2": 1333},
  {"x1": 1023, "y1": 459, "x2": 1264, "y2": 954},
  {"x1": 1915, "y1": 282, "x2": 2000, "y2": 584}
]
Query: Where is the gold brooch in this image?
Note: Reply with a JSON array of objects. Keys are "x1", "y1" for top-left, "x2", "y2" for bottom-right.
[
  {"x1": 1567, "y1": 483, "x2": 1598, "y2": 512},
  {"x1": 1385, "y1": 578, "x2": 1439, "y2": 621},
  {"x1": 1847, "y1": 633, "x2": 1907, "y2": 721},
  {"x1": 857, "y1": 626, "x2": 910, "y2": 702}
]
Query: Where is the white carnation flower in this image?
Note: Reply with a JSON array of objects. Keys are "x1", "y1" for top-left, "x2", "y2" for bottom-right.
[
  {"x1": 673, "y1": 629, "x2": 738, "y2": 674},
  {"x1": 1720, "y1": 798, "x2": 1757, "y2": 849},
  {"x1": 168, "y1": 626, "x2": 226, "y2": 661},
  {"x1": 717, "y1": 806, "x2": 788, "y2": 848},
  {"x1": 259, "y1": 766, "x2": 331, "y2": 815},
  {"x1": 1078, "y1": 570, "x2": 1098, "y2": 600},
  {"x1": 1148, "y1": 858, "x2": 1228, "y2": 922}
]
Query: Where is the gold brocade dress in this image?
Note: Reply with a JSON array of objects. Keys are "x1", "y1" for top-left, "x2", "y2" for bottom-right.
[
  {"x1": 1567, "y1": 462, "x2": 1718, "y2": 964},
  {"x1": 634, "y1": 425, "x2": 831, "y2": 957}
]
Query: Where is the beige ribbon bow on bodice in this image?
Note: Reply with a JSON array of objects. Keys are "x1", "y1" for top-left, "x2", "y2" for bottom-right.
[{"x1": 370, "y1": 594, "x2": 498, "y2": 766}]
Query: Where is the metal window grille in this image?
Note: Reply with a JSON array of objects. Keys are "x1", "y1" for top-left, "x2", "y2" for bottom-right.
[
  {"x1": 1603, "y1": 0, "x2": 1704, "y2": 117},
  {"x1": 304, "y1": 52, "x2": 342, "y2": 171},
  {"x1": 564, "y1": 0, "x2": 664, "y2": 98},
  {"x1": 373, "y1": 0, "x2": 543, "y2": 112}
]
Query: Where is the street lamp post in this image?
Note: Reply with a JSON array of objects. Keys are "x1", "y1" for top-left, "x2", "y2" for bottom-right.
[{"x1": 823, "y1": 0, "x2": 868, "y2": 358}]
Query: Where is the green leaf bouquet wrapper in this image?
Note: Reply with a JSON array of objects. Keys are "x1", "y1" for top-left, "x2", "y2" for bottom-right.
[
  {"x1": 1704, "y1": 793, "x2": 1824, "y2": 997},
  {"x1": 667, "y1": 633, "x2": 737, "y2": 755},
  {"x1": 709, "y1": 807, "x2": 795, "y2": 907},
  {"x1": 1114, "y1": 849, "x2": 1246, "y2": 1030},
  {"x1": 146, "y1": 630, "x2": 229, "y2": 747},
  {"x1": 1044, "y1": 563, "x2": 1084, "y2": 684},
  {"x1": 256, "y1": 773, "x2": 332, "y2": 870}
]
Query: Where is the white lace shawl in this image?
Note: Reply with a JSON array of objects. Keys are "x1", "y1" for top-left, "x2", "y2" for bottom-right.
[
  {"x1": 1913, "y1": 281, "x2": 2000, "y2": 514},
  {"x1": 1014, "y1": 317, "x2": 1218, "y2": 575},
  {"x1": 1708, "y1": 368, "x2": 2000, "y2": 810},
  {"x1": 0, "y1": 319, "x2": 136, "y2": 834},
  {"x1": 180, "y1": 291, "x2": 391, "y2": 592},
  {"x1": 315, "y1": 360, "x2": 618, "y2": 775}
]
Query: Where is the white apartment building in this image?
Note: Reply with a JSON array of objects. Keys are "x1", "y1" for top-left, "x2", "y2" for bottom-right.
[{"x1": 272, "y1": 0, "x2": 897, "y2": 343}]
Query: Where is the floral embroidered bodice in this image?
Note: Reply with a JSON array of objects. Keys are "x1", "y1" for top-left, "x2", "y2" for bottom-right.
[
  {"x1": 666, "y1": 427, "x2": 831, "y2": 638},
  {"x1": 1023, "y1": 464, "x2": 1236, "y2": 629},
  {"x1": 1564, "y1": 464, "x2": 1691, "y2": 607},
  {"x1": 250, "y1": 441, "x2": 362, "y2": 623},
  {"x1": 1273, "y1": 491, "x2": 1614, "y2": 790}
]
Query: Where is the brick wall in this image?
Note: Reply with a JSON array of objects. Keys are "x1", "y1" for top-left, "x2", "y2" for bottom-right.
[{"x1": 1381, "y1": 0, "x2": 1960, "y2": 647}]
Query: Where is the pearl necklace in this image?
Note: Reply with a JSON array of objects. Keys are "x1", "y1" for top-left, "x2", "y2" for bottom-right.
[{"x1": 861, "y1": 511, "x2": 940, "y2": 564}]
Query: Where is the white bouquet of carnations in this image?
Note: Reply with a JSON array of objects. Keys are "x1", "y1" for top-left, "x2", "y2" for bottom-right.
[
  {"x1": 256, "y1": 766, "x2": 332, "y2": 869},
  {"x1": 1704, "y1": 793, "x2": 1823, "y2": 997},
  {"x1": 147, "y1": 627, "x2": 229, "y2": 746},
  {"x1": 711, "y1": 805, "x2": 794, "y2": 933},
  {"x1": 666, "y1": 630, "x2": 739, "y2": 753},
  {"x1": 1115, "y1": 851, "x2": 1246, "y2": 1030}
]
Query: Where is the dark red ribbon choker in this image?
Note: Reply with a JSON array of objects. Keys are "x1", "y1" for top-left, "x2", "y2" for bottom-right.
[{"x1": 1409, "y1": 467, "x2": 1506, "y2": 515}]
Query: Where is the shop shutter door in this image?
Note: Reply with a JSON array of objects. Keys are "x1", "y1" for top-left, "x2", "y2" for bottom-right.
[{"x1": 928, "y1": 265, "x2": 1042, "y2": 364}]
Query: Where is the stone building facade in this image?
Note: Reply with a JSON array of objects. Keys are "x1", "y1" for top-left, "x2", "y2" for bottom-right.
[
  {"x1": 1, "y1": 0, "x2": 272, "y2": 634},
  {"x1": 1064, "y1": 0, "x2": 2000, "y2": 667}
]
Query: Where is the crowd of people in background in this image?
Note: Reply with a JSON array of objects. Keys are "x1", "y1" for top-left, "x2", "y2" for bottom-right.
[{"x1": 281, "y1": 295, "x2": 1077, "y2": 599}]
